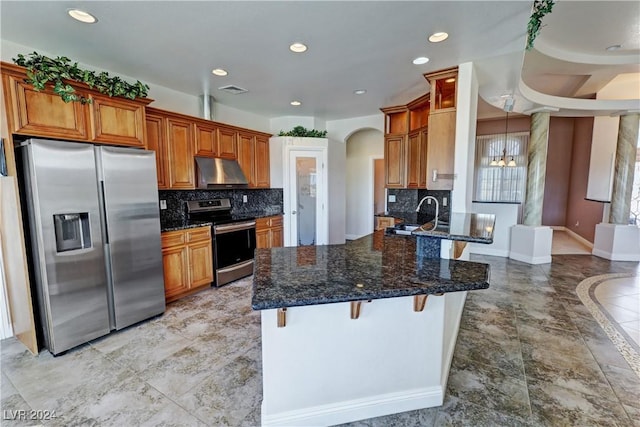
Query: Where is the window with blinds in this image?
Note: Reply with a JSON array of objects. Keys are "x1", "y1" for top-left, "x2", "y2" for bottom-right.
[{"x1": 474, "y1": 131, "x2": 529, "y2": 202}]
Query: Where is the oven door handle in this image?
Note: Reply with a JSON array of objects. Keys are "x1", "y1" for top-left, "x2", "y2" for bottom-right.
[{"x1": 214, "y1": 221, "x2": 256, "y2": 234}]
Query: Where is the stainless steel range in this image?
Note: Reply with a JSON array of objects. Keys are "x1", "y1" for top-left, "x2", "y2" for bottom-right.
[{"x1": 186, "y1": 199, "x2": 256, "y2": 286}]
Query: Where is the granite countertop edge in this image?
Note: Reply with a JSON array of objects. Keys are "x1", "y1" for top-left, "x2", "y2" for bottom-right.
[
  {"x1": 411, "y1": 229, "x2": 493, "y2": 244},
  {"x1": 161, "y1": 211, "x2": 284, "y2": 232},
  {"x1": 252, "y1": 281, "x2": 489, "y2": 310}
]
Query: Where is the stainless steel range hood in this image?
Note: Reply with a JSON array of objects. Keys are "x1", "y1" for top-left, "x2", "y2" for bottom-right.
[{"x1": 195, "y1": 157, "x2": 249, "y2": 189}]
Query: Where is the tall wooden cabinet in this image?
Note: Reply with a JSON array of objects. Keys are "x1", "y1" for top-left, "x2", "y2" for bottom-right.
[{"x1": 380, "y1": 67, "x2": 457, "y2": 190}]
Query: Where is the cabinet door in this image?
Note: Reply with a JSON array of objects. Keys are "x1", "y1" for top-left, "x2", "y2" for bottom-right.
[
  {"x1": 89, "y1": 95, "x2": 145, "y2": 147},
  {"x1": 427, "y1": 111, "x2": 456, "y2": 190},
  {"x1": 217, "y1": 127, "x2": 238, "y2": 159},
  {"x1": 254, "y1": 135, "x2": 271, "y2": 188},
  {"x1": 406, "y1": 131, "x2": 421, "y2": 188},
  {"x1": 167, "y1": 118, "x2": 195, "y2": 189},
  {"x1": 419, "y1": 128, "x2": 429, "y2": 188},
  {"x1": 5, "y1": 75, "x2": 88, "y2": 140},
  {"x1": 162, "y1": 245, "x2": 190, "y2": 300},
  {"x1": 256, "y1": 229, "x2": 271, "y2": 249},
  {"x1": 195, "y1": 122, "x2": 218, "y2": 157},
  {"x1": 188, "y1": 240, "x2": 213, "y2": 288},
  {"x1": 384, "y1": 135, "x2": 406, "y2": 188},
  {"x1": 237, "y1": 132, "x2": 255, "y2": 186},
  {"x1": 145, "y1": 113, "x2": 168, "y2": 189},
  {"x1": 271, "y1": 226, "x2": 284, "y2": 248}
]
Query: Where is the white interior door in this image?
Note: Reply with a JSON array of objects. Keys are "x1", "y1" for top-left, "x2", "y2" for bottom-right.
[{"x1": 286, "y1": 148, "x2": 327, "y2": 246}]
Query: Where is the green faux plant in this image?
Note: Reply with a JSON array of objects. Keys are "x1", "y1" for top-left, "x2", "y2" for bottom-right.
[
  {"x1": 526, "y1": 0, "x2": 555, "y2": 50},
  {"x1": 13, "y1": 52, "x2": 150, "y2": 104},
  {"x1": 278, "y1": 126, "x2": 327, "y2": 138}
]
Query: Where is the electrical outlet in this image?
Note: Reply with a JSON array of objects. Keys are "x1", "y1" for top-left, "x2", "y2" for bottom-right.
[
  {"x1": 243, "y1": 195, "x2": 248, "y2": 203},
  {"x1": 159, "y1": 200, "x2": 167, "y2": 210},
  {"x1": 443, "y1": 197, "x2": 448, "y2": 207},
  {"x1": 427, "y1": 198, "x2": 432, "y2": 205},
  {"x1": 389, "y1": 195, "x2": 396, "y2": 203},
  {"x1": 575, "y1": 221, "x2": 579, "y2": 227}
]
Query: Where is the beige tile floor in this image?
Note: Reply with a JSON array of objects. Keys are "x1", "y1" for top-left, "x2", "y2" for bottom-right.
[
  {"x1": 594, "y1": 276, "x2": 640, "y2": 346},
  {"x1": 551, "y1": 229, "x2": 592, "y2": 255}
]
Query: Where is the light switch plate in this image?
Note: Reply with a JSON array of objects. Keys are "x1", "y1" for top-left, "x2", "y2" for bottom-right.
[
  {"x1": 443, "y1": 197, "x2": 448, "y2": 207},
  {"x1": 389, "y1": 195, "x2": 396, "y2": 203},
  {"x1": 159, "y1": 200, "x2": 167, "y2": 210},
  {"x1": 243, "y1": 195, "x2": 248, "y2": 203}
]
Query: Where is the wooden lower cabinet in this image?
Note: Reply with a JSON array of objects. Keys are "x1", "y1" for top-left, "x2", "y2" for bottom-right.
[
  {"x1": 161, "y1": 226, "x2": 213, "y2": 302},
  {"x1": 256, "y1": 215, "x2": 284, "y2": 249},
  {"x1": 375, "y1": 216, "x2": 396, "y2": 231}
]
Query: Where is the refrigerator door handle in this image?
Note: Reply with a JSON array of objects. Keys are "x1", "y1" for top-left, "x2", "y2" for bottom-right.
[{"x1": 99, "y1": 181, "x2": 109, "y2": 244}]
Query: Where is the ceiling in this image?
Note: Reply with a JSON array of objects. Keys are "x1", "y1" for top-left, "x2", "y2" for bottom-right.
[{"x1": 1, "y1": 1, "x2": 638, "y2": 122}]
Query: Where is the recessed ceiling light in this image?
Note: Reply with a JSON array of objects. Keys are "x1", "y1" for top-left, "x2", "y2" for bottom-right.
[
  {"x1": 428, "y1": 32, "x2": 449, "y2": 43},
  {"x1": 412, "y1": 56, "x2": 430, "y2": 65},
  {"x1": 289, "y1": 43, "x2": 308, "y2": 53},
  {"x1": 606, "y1": 44, "x2": 622, "y2": 51},
  {"x1": 290, "y1": 100, "x2": 301, "y2": 106},
  {"x1": 212, "y1": 68, "x2": 228, "y2": 76},
  {"x1": 354, "y1": 89, "x2": 367, "y2": 95},
  {"x1": 67, "y1": 9, "x2": 98, "y2": 24},
  {"x1": 445, "y1": 78, "x2": 456, "y2": 83}
]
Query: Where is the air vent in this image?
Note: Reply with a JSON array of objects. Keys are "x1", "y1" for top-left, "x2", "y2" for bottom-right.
[{"x1": 218, "y1": 85, "x2": 248, "y2": 95}]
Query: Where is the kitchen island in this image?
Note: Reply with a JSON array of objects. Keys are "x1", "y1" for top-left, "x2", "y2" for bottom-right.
[{"x1": 252, "y1": 228, "x2": 492, "y2": 426}]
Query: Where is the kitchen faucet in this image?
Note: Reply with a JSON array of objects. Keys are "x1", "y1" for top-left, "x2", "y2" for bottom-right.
[{"x1": 416, "y1": 196, "x2": 439, "y2": 228}]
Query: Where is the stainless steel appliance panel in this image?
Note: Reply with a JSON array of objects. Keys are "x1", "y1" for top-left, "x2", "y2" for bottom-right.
[
  {"x1": 21, "y1": 139, "x2": 110, "y2": 354},
  {"x1": 98, "y1": 146, "x2": 165, "y2": 329}
]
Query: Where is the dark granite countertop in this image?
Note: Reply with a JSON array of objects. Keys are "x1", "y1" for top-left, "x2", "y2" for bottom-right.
[
  {"x1": 252, "y1": 231, "x2": 490, "y2": 310},
  {"x1": 160, "y1": 220, "x2": 213, "y2": 232},
  {"x1": 410, "y1": 212, "x2": 496, "y2": 244},
  {"x1": 160, "y1": 210, "x2": 282, "y2": 232}
]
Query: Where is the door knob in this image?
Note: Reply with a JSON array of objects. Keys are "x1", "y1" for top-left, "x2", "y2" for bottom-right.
[{"x1": 291, "y1": 210, "x2": 297, "y2": 215}]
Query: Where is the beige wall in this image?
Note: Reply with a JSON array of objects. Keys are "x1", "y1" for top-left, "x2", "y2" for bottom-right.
[{"x1": 345, "y1": 129, "x2": 384, "y2": 239}]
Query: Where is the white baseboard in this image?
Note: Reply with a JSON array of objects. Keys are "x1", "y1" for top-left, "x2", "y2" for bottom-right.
[
  {"x1": 509, "y1": 252, "x2": 552, "y2": 265},
  {"x1": 592, "y1": 248, "x2": 640, "y2": 261},
  {"x1": 262, "y1": 386, "x2": 443, "y2": 427},
  {"x1": 468, "y1": 246, "x2": 509, "y2": 258},
  {"x1": 345, "y1": 233, "x2": 368, "y2": 241}
]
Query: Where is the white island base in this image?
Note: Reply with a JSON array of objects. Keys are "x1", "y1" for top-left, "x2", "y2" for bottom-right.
[{"x1": 260, "y1": 291, "x2": 467, "y2": 426}]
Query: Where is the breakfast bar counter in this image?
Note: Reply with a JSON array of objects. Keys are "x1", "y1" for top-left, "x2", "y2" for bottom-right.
[{"x1": 252, "y1": 231, "x2": 491, "y2": 426}]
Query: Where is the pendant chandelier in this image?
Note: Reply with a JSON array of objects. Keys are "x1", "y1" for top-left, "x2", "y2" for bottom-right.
[{"x1": 490, "y1": 111, "x2": 517, "y2": 167}]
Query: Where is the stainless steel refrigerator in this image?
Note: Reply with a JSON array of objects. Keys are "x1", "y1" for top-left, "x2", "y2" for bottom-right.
[{"x1": 17, "y1": 138, "x2": 165, "y2": 355}]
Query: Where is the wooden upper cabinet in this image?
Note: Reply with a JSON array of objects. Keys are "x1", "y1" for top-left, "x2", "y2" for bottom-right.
[
  {"x1": 254, "y1": 135, "x2": 270, "y2": 188},
  {"x1": 384, "y1": 135, "x2": 406, "y2": 188},
  {"x1": 1, "y1": 63, "x2": 152, "y2": 145},
  {"x1": 194, "y1": 121, "x2": 218, "y2": 157},
  {"x1": 217, "y1": 127, "x2": 238, "y2": 159},
  {"x1": 3, "y1": 73, "x2": 88, "y2": 140},
  {"x1": 167, "y1": 117, "x2": 195, "y2": 189},
  {"x1": 88, "y1": 94, "x2": 146, "y2": 147},
  {"x1": 419, "y1": 128, "x2": 429, "y2": 188},
  {"x1": 406, "y1": 131, "x2": 421, "y2": 189},
  {"x1": 237, "y1": 132, "x2": 255, "y2": 186},
  {"x1": 145, "y1": 112, "x2": 168, "y2": 189},
  {"x1": 427, "y1": 110, "x2": 456, "y2": 190}
]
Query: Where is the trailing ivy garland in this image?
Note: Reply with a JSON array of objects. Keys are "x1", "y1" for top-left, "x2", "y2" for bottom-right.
[
  {"x1": 278, "y1": 126, "x2": 327, "y2": 138},
  {"x1": 526, "y1": 0, "x2": 555, "y2": 50},
  {"x1": 13, "y1": 52, "x2": 150, "y2": 104}
]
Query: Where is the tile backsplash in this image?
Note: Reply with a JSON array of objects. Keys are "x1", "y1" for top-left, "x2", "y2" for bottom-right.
[{"x1": 158, "y1": 188, "x2": 284, "y2": 223}]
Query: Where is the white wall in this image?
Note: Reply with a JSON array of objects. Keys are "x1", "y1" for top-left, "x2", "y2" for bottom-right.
[
  {"x1": 587, "y1": 73, "x2": 640, "y2": 203},
  {"x1": 468, "y1": 202, "x2": 519, "y2": 257},
  {"x1": 213, "y1": 103, "x2": 270, "y2": 133},
  {"x1": 326, "y1": 114, "x2": 384, "y2": 143},
  {"x1": 345, "y1": 129, "x2": 384, "y2": 239}
]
